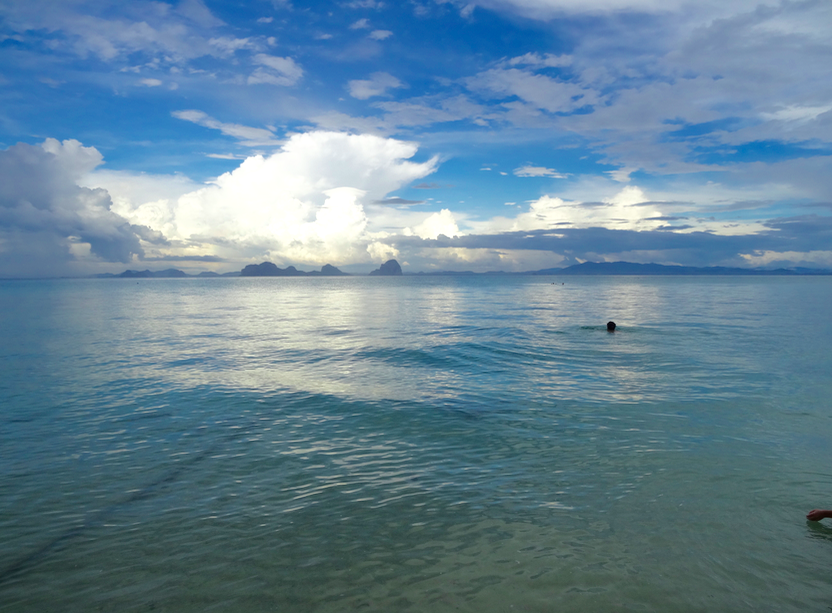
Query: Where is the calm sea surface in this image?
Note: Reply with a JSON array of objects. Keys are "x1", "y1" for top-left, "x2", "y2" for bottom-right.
[{"x1": 1, "y1": 275, "x2": 832, "y2": 612}]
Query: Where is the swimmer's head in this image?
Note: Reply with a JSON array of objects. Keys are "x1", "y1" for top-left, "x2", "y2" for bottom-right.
[{"x1": 607, "y1": 321, "x2": 616, "y2": 332}]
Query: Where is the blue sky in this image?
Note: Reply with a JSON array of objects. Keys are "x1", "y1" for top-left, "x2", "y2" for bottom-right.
[{"x1": 0, "y1": 0, "x2": 830, "y2": 276}]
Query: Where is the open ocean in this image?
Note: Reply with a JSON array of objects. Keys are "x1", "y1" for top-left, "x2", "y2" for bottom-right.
[{"x1": 1, "y1": 275, "x2": 831, "y2": 612}]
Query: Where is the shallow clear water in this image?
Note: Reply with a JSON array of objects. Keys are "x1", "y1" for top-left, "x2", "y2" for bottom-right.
[{"x1": 1, "y1": 275, "x2": 831, "y2": 612}]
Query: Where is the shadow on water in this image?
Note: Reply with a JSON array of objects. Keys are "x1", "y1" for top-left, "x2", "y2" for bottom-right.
[
  {"x1": 0, "y1": 417, "x2": 254, "y2": 586},
  {"x1": 0, "y1": 388, "x2": 493, "y2": 588}
]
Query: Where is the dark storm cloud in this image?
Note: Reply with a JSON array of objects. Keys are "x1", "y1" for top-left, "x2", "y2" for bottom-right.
[
  {"x1": 762, "y1": 214, "x2": 832, "y2": 248},
  {"x1": 130, "y1": 224, "x2": 170, "y2": 245},
  {"x1": 0, "y1": 141, "x2": 143, "y2": 276}
]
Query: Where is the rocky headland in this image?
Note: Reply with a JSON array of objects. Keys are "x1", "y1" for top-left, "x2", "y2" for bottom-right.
[{"x1": 369, "y1": 259, "x2": 403, "y2": 276}]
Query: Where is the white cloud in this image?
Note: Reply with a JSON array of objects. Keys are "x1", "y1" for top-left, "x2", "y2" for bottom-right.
[
  {"x1": 469, "y1": 185, "x2": 663, "y2": 234},
  {"x1": 208, "y1": 36, "x2": 257, "y2": 55},
  {"x1": 80, "y1": 169, "x2": 199, "y2": 240},
  {"x1": 172, "y1": 110, "x2": 280, "y2": 146},
  {"x1": 350, "y1": 18, "x2": 370, "y2": 29},
  {"x1": 759, "y1": 104, "x2": 832, "y2": 124},
  {"x1": 348, "y1": 72, "x2": 404, "y2": 99},
  {"x1": 371, "y1": 94, "x2": 489, "y2": 128},
  {"x1": 176, "y1": 0, "x2": 225, "y2": 28},
  {"x1": 366, "y1": 241, "x2": 399, "y2": 262},
  {"x1": 470, "y1": 0, "x2": 762, "y2": 21},
  {"x1": 513, "y1": 165, "x2": 568, "y2": 178},
  {"x1": 408, "y1": 209, "x2": 462, "y2": 239},
  {"x1": 41, "y1": 138, "x2": 104, "y2": 176},
  {"x1": 1, "y1": 0, "x2": 230, "y2": 63},
  {"x1": 740, "y1": 250, "x2": 832, "y2": 268},
  {"x1": 310, "y1": 187, "x2": 370, "y2": 261},
  {"x1": 311, "y1": 111, "x2": 391, "y2": 135},
  {"x1": 506, "y1": 52, "x2": 572, "y2": 68},
  {"x1": 552, "y1": 0, "x2": 832, "y2": 172},
  {"x1": 248, "y1": 53, "x2": 303, "y2": 86},
  {"x1": 369, "y1": 30, "x2": 393, "y2": 40},
  {"x1": 206, "y1": 153, "x2": 244, "y2": 160},
  {"x1": 346, "y1": 0, "x2": 385, "y2": 7},
  {"x1": 607, "y1": 167, "x2": 635, "y2": 183},
  {"x1": 257, "y1": 17, "x2": 274, "y2": 24},
  {"x1": 408, "y1": 247, "x2": 564, "y2": 273},
  {"x1": 139, "y1": 78, "x2": 163, "y2": 87},
  {"x1": 104, "y1": 131, "x2": 439, "y2": 266},
  {"x1": 467, "y1": 68, "x2": 597, "y2": 113}
]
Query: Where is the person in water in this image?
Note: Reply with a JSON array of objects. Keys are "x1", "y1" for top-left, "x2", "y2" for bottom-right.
[
  {"x1": 607, "y1": 321, "x2": 616, "y2": 332},
  {"x1": 807, "y1": 509, "x2": 832, "y2": 522}
]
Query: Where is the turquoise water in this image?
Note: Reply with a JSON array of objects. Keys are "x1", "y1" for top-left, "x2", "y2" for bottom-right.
[{"x1": 1, "y1": 275, "x2": 831, "y2": 612}]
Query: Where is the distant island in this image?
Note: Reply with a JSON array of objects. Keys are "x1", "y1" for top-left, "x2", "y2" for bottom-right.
[
  {"x1": 369, "y1": 260, "x2": 403, "y2": 276},
  {"x1": 532, "y1": 261, "x2": 832, "y2": 276},
  {"x1": 94, "y1": 268, "x2": 224, "y2": 279},
  {"x1": 240, "y1": 263, "x2": 348, "y2": 277},
  {"x1": 96, "y1": 259, "x2": 832, "y2": 279}
]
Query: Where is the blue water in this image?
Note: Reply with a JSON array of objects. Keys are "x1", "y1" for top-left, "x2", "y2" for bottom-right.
[{"x1": 1, "y1": 275, "x2": 831, "y2": 611}]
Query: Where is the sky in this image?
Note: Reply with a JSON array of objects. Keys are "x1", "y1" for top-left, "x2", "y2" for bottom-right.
[{"x1": 0, "y1": 0, "x2": 831, "y2": 276}]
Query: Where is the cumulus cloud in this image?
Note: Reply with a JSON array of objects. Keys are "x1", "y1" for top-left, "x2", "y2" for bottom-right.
[
  {"x1": 0, "y1": 139, "x2": 143, "y2": 277},
  {"x1": 407, "y1": 209, "x2": 462, "y2": 239},
  {"x1": 35, "y1": 133, "x2": 831, "y2": 275},
  {"x1": 512, "y1": 186, "x2": 661, "y2": 230},
  {"x1": 366, "y1": 241, "x2": 399, "y2": 262},
  {"x1": 79, "y1": 169, "x2": 200, "y2": 242},
  {"x1": 348, "y1": 72, "x2": 404, "y2": 99},
  {"x1": 464, "y1": 185, "x2": 663, "y2": 235},
  {"x1": 106, "y1": 131, "x2": 439, "y2": 266},
  {"x1": 607, "y1": 167, "x2": 635, "y2": 183}
]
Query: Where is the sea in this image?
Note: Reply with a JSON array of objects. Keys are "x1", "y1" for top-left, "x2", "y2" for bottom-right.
[{"x1": 1, "y1": 275, "x2": 831, "y2": 612}]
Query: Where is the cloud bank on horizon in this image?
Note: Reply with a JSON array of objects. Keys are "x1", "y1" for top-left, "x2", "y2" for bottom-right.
[{"x1": 0, "y1": 0, "x2": 830, "y2": 276}]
